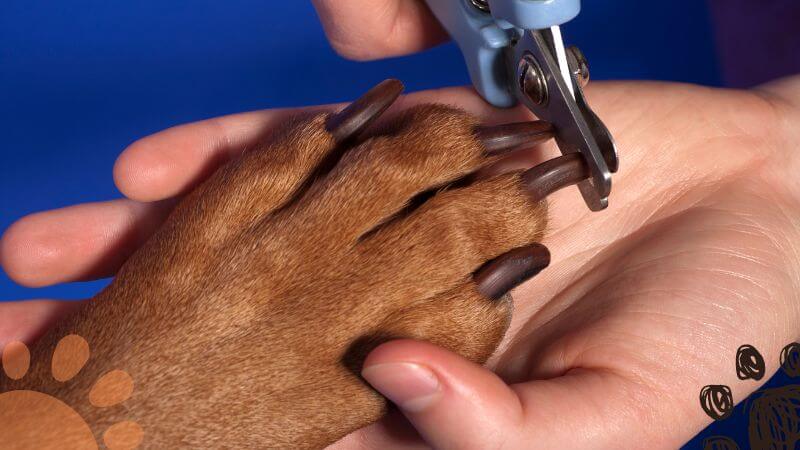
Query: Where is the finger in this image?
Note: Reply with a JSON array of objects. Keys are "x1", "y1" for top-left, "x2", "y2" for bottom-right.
[
  {"x1": 362, "y1": 339, "x2": 521, "y2": 449},
  {"x1": 0, "y1": 200, "x2": 173, "y2": 287},
  {"x1": 362, "y1": 340, "x2": 662, "y2": 449},
  {"x1": 114, "y1": 86, "x2": 531, "y2": 203},
  {"x1": 311, "y1": 0, "x2": 447, "y2": 60},
  {"x1": 0, "y1": 300, "x2": 83, "y2": 346},
  {"x1": 113, "y1": 107, "x2": 306, "y2": 202}
]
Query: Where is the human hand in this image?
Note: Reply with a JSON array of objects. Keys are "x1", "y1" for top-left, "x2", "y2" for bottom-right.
[
  {"x1": 3, "y1": 78, "x2": 800, "y2": 448},
  {"x1": 328, "y1": 77, "x2": 800, "y2": 449},
  {"x1": 309, "y1": 4, "x2": 800, "y2": 446}
]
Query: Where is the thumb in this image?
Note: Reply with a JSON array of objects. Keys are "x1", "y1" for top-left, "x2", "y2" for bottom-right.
[
  {"x1": 362, "y1": 339, "x2": 682, "y2": 450},
  {"x1": 361, "y1": 339, "x2": 523, "y2": 450}
]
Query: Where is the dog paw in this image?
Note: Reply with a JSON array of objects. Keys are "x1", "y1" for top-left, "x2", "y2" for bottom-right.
[{"x1": 5, "y1": 80, "x2": 588, "y2": 449}]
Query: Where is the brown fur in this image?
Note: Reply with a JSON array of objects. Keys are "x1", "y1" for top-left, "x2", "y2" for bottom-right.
[{"x1": 1, "y1": 105, "x2": 547, "y2": 448}]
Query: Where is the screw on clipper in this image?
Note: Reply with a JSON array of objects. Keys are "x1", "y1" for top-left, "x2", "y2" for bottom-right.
[{"x1": 469, "y1": 0, "x2": 491, "y2": 13}]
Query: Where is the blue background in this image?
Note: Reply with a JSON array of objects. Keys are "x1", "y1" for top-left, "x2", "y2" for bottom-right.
[{"x1": 0, "y1": 0, "x2": 774, "y2": 447}]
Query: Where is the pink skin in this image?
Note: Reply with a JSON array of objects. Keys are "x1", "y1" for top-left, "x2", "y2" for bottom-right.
[
  {"x1": 310, "y1": 0, "x2": 448, "y2": 61},
  {"x1": 2, "y1": 4, "x2": 800, "y2": 444}
]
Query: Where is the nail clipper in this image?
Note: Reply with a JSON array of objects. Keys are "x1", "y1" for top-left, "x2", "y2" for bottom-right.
[{"x1": 425, "y1": 0, "x2": 618, "y2": 211}]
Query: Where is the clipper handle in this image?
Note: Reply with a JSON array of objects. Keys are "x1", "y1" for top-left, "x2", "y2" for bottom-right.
[{"x1": 423, "y1": 0, "x2": 581, "y2": 107}]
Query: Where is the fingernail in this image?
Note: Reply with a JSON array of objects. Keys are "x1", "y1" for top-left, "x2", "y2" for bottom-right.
[{"x1": 362, "y1": 363, "x2": 441, "y2": 413}]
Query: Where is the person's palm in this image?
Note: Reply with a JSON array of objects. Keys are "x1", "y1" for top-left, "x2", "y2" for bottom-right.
[
  {"x1": 328, "y1": 79, "x2": 800, "y2": 449},
  {"x1": 494, "y1": 80, "x2": 800, "y2": 446},
  {"x1": 3, "y1": 79, "x2": 799, "y2": 449}
]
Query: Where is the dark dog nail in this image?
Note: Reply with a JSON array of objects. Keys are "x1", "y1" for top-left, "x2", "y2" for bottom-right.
[
  {"x1": 474, "y1": 243, "x2": 551, "y2": 300},
  {"x1": 522, "y1": 153, "x2": 589, "y2": 202},
  {"x1": 472, "y1": 147, "x2": 544, "y2": 182},
  {"x1": 326, "y1": 79, "x2": 404, "y2": 143},
  {"x1": 475, "y1": 121, "x2": 554, "y2": 156}
]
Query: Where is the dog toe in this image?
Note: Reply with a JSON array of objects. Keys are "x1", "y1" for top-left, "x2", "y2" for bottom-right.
[
  {"x1": 355, "y1": 173, "x2": 548, "y2": 304},
  {"x1": 287, "y1": 105, "x2": 554, "y2": 246}
]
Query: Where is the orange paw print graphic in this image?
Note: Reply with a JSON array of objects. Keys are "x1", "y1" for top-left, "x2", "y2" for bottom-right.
[{"x1": 0, "y1": 335, "x2": 143, "y2": 450}]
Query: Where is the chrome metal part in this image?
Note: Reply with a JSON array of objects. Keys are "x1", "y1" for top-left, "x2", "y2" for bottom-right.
[
  {"x1": 510, "y1": 29, "x2": 618, "y2": 211},
  {"x1": 469, "y1": 0, "x2": 491, "y2": 13},
  {"x1": 518, "y1": 54, "x2": 548, "y2": 106}
]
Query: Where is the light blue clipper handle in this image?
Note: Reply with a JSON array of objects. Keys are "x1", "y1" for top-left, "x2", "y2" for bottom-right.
[
  {"x1": 425, "y1": 0, "x2": 581, "y2": 107},
  {"x1": 490, "y1": 0, "x2": 580, "y2": 30}
]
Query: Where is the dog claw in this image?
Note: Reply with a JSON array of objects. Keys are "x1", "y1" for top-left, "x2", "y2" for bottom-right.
[
  {"x1": 476, "y1": 121, "x2": 554, "y2": 156},
  {"x1": 473, "y1": 154, "x2": 587, "y2": 298},
  {"x1": 475, "y1": 243, "x2": 551, "y2": 300},
  {"x1": 326, "y1": 79, "x2": 404, "y2": 143},
  {"x1": 522, "y1": 153, "x2": 589, "y2": 202}
]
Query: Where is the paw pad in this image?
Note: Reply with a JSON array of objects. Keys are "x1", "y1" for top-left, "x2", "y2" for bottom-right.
[{"x1": 0, "y1": 335, "x2": 142, "y2": 450}]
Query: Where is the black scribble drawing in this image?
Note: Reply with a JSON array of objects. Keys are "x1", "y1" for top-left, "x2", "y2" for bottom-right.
[
  {"x1": 748, "y1": 385, "x2": 800, "y2": 449},
  {"x1": 781, "y1": 343, "x2": 800, "y2": 378},
  {"x1": 701, "y1": 385, "x2": 735, "y2": 421},
  {"x1": 702, "y1": 435, "x2": 740, "y2": 450},
  {"x1": 697, "y1": 343, "x2": 800, "y2": 450},
  {"x1": 737, "y1": 344, "x2": 765, "y2": 381}
]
